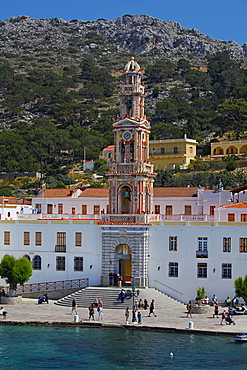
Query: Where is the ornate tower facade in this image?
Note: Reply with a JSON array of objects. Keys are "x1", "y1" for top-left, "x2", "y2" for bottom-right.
[{"x1": 107, "y1": 57, "x2": 156, "y2": 216}]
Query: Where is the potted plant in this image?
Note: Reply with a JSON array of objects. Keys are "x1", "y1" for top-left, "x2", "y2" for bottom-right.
[{"x1": 196, "y1": 287, "x2": 206, "y2": 306}]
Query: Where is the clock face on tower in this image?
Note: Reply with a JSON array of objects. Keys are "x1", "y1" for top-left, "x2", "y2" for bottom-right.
[{"x1": 122, "y1": 131, "x2": 132, "y2": 141}]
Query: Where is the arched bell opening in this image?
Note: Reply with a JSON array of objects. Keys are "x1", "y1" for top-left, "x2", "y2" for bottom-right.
[
  {"x1": 115, "y1": 244, "x2": 132, "y2": 285},
  {"x1": 118, "y1": 185, "x2": 132, "y2": 214}
]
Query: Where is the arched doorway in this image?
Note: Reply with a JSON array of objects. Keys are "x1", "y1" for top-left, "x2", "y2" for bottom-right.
[{"x1": 116, "y1": 244, "x2": 131, "y2": 284}]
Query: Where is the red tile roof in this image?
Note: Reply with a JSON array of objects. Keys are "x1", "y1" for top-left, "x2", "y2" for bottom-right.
[
  {"x1": 231, "y1": 185, "x2": 247, "y2": 193},
  {"x1": 0, "y1": 197, "x2": 31, "y2": 205},
  {"x1": 79, "y1": 188, "x2": 109, "y2": 197},
  {"x1": 222, "y1": 202, "x2": 247, "y2": 209},
  {"x1": 102, "y1": 145, "x2": 114, "y2": 151},
  {"x1": 35, "y1": 189, "x2": 78, "y2": 198},
  {"x1": 35, "y1": 187, "x2": 201, "y2": 199},
  {"x1": 153, "y1": 187, "x2": 199, "y2": 198}
]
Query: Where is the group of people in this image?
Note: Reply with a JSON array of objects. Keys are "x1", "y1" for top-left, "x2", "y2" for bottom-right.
[
  {"x1": 109, "y1": 272, "x2": 123, "y2": 288},
  {"x1": 125, "y1": 307, "x2": 142, "y2": 324},
  {"x1": 71, "y1": 297, "x2": 104, "y2": 321},
  {"x1": 124, "y1": 299, "x2": 156, "y2": 325},
  {"x1": 220, "y1": 310, "x2": 236, "y2": 325},
  {"x1": 88, "y1": 298, "x2": 104, "y2": 321},
  {"x1": 223, "y1": 296, "x2": 239, "y2": 307},
  {"x1": 187, "y1": 293, "x2": 237, "y2": 325}
]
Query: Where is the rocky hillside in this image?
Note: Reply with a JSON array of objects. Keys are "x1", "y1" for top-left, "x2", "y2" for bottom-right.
[{"x1": 0, "y1": 14, "x2": 247, "y2": 70}]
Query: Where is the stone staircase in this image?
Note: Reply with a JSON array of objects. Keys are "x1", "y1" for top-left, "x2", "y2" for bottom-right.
[{"x1": 55, "y1": 286, "x2": 186, "y2": 310}]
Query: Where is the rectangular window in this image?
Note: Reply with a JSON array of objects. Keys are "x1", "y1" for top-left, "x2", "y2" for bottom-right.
[
  {"x1": 210, "y1": 206, "x2": 215, "y2": 216},
  {"x1": 173, "y1": 147, "x2": 178, "y2": 154},
  {"x1": 74, "y1": 257, "x2": 83, "y2": 271},
  {"x1": 4, "y1": 231, "x2": 10, "y2": 245},
  {"x1": 75, "y1": 232, "x2": 82, "y2": 247},
  {"x1": 169, "y1": 262, "x2": 178, "y2": 277},
  {"x1": 169, "y1": 236, "x2": 177, "y2": 251},
  {"x1": 223, "y1": 237, "x2": 231, "y2": 252},
  {"x1": 160, "y1": 147, "x2": 165, "y2": 154},
  {"x1": 55, "y1": 232, "x2": 66, "y2": 252},
  {"x1": 94, "y1": 205, "x2": 100, "y2": 214},
  {"x1": 197, "y1": 263, "x2": 207, "y2": 278},
  {"x1": 35, "y1": 232, "x2": 42, "y2": 246},
  {"x1": 155, "y1": 205, "x2": 160, "y2": 214},
  {"x1": 198, "y1": 237, "x2": 208, "y2": 251},
  {"x1": 239, "y1": 238, "x2": 247, "y2": 253},
  {"x1": 184, "y1": 205, "x2": 191, "y2": 215},
  {"x1": 58, "y1": 203, "x2": 63, "y2": 214},
  {"x1": 166, "y1": 205, "x2": 172, "y2": 215},
  {"x1": 47, "y1": 204, "x2": 53, "y2": 214},
  {"x1": 82, "y1": 205, "x2": 87, "y2": 215},
  {"x1": 24, "y1": 232, "x2": 30, "y2": 246},
  {"x1": 222, "y1": 263, "x2": 232, "y2": 279},
  {"x1": 56, "y1": 256, "x2": 65, "y2": 271},
  {"x1": 241, "y1": 214, "x2": 247, "y2": 222},
  {"x1": 228, "y1": 213, "x2": 235, "y2": 222},
  {"x1": 106, "y1": 205, "x2": 109, "y2": 214}
]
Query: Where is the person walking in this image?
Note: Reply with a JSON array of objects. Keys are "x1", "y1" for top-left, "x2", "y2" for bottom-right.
[
  {"x1": 137, "y1": 310, "x2": 142, "y2": 324},
  {"x1": 213, "y1": 302, "x2": 219, "y2": 318},
  {"x1": 97, "y1": 305, "x2": 103, "y2": 320},
  {"x1": 125, "y1": 307, "x2": 130, "y2": 324},
  {"x1": 143, "y1": 299, "x2": 149, "y2": 310},
  {"x1": 148, "y1": 300, "x2": 156, "y2": 317},
  {"x1": 71, "y1": 298, "x2": 77, "y2": 314},
  {"x1": 186, "y1": 300, "x2": 192, "y2": 318},
  {"x1": 88, "y1": 304, "x2": 95, "y2": 321},
  {"x1": 109, "y1": 272, "x2": 113, "y2": 286}
]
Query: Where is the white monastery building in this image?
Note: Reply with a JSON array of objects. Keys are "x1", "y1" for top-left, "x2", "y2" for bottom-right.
[{"x1": 1, "y1": 58, "x2": 247, "y2": 303}]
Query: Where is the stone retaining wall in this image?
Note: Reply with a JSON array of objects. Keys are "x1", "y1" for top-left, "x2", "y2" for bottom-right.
[{"x1": 16, "y1": 288, "x2": 79, "y2": 300}]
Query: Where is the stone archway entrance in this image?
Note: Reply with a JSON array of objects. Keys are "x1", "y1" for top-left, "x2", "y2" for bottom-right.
[
  {"x1": 116, "y1": 244, "x2": 131, "y2": 284},
  {"x1": 101, "y1": 225, "x2": 150, "y2": 287}
]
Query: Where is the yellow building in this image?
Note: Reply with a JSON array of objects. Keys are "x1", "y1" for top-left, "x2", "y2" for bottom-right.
[
  {"x1": 101, "y1": 137, "x2": 197, "y2": 170},
  {"x1": 149, "y1": 136, "x2": 197, "y2": 170},
  {"x1": 100, "y1": 145, "x2": 115, "y2": 164},
  {"x1": 211, "y1": 140, "x2": 247, "y2": 159}
]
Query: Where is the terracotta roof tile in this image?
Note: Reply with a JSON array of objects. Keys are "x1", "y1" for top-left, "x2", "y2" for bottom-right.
[
  {"x1": 102, "y1": 145, "x2": 114, "y2": 151},
  {"x1": 0, "y1": 197, "x2": 31, "y2": 205},
  {"x1": 231, "y1": 184, "x2": 247, "y2": 193},
  {"x1": 153, "y1": 187, "x2": 199, "y2": 198},
  {"x1": 35, "y1": 189, "x2": 78, "y2": 198},
  {"x1": 35, "y1": 187, "x2": 201, "y2": 199},
  {"x1": 222, "y1": 202, "x2": 247, "y2": 208},
  {"x1": 79, "y1": 188, "x2": 109, "y2": 197}
]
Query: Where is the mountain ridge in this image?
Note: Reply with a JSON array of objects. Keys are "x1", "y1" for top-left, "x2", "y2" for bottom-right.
[{"x1": 0, "y1": 14, "x2": 246, "y2": 68}]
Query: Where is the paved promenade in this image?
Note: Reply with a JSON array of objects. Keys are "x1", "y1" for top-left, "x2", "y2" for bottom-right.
[{"x1": 1, "y1": 298, "x2": 247, "y2": 336}]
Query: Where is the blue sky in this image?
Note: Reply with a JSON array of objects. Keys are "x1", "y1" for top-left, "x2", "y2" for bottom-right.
[{"x1": 1, "y1": 0, "x2": 246, "y2": 45}]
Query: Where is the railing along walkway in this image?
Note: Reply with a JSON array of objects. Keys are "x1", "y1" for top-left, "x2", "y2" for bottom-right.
[{"x1": 3, "y1": 278, "x2": 89, "y2": 295}]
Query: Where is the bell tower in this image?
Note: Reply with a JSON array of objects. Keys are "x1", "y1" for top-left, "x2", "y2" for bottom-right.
[{"x1": 107, "y1": 57, "x2": 156, "y2": 216}]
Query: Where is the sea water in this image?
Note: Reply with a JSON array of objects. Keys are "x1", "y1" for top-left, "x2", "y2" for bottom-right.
[{"x1": 0, "y1": 325, "x2": 246, "y2": 369}]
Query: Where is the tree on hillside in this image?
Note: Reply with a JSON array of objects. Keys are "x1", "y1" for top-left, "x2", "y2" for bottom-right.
[
  {"x1": 217, "y1": 98, "x2": 247, "y2": 139},
  {"x1": 150, "y1": 122, "x2": 182, "y2": 140},
  {"x1": 155, "y1": 100, "x2": 178, "y2": 123},
  {"x1": 0, "y1": 255, "x2": 32, "y2": 297},
  {"x1": 234, "y1": 275, "x2": 247, "y2": 303}
]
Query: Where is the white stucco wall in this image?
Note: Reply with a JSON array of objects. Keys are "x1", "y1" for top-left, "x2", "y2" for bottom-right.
[
  {"x1": 0, "y1": 220, "x2": 102, "y2": 287},
  {"x1": 148, "y1": 221, "x2": 247, "y2": 303}
]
